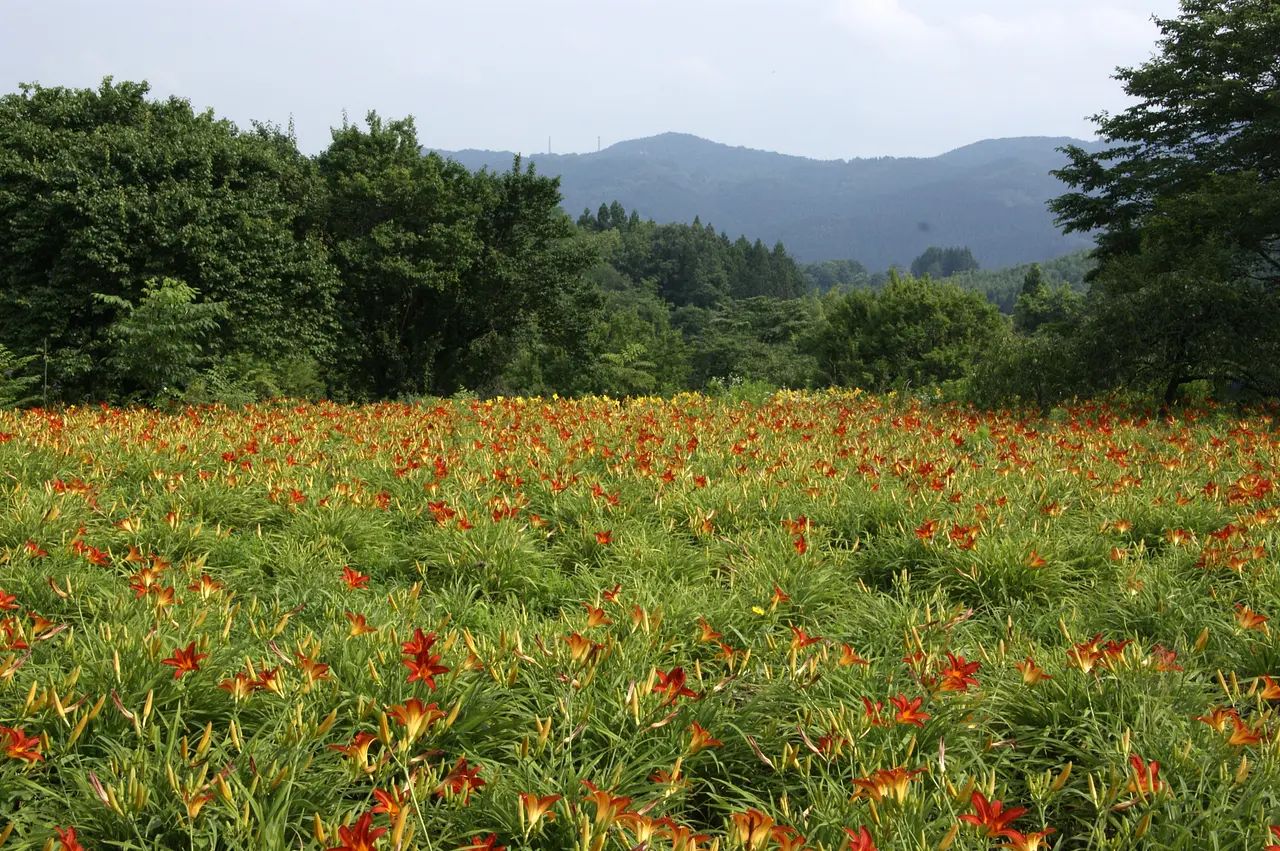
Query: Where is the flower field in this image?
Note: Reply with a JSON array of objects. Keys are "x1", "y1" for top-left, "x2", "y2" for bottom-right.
[{"x1": 0, "y1": 393, "x2": 1278, "y2": 851}]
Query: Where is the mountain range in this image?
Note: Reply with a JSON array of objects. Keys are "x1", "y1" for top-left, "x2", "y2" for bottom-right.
[{"x1": 431, "y1": 133, "x2": 1108, "y2": 271}]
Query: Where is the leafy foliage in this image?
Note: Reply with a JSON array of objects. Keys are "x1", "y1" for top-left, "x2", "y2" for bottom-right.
[
  {"x1": 93, "y1": 278, "x2": 230, "y2": 403},
  {"x1": 0, "y1": 343, "x2": 39, "y2": 409},
  {"x1": 808, "y1": 270, "x2": 1008, "y2": 392}
]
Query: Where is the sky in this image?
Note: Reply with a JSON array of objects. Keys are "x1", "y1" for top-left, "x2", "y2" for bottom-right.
[{"x1": 1, "y1": 0, "x2": 1182, "y2": 160}]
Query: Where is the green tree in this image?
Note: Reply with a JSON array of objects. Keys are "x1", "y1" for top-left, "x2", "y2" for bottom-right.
[
  {"x1": 0, "y1": 78, "x2": 340, "y2": 402},
  {"x1": 94, "y1": 278, "x2": 230, "y2": 403},
  {"x1": 0, "y1": 344, "x2": 39, "y2": 409},
  {"x1": 910, "y1": 246, "x2": 980, "y2": 279},
  {"x1": 808, "y1": 270, "x2": 1007, "y2": 391},
  {"x1": 317, "y1": 114, "x2": 599, "y2": 398},
  {"x1": 1048, "y1": 0, "x2": 1280, "y2": 402}
]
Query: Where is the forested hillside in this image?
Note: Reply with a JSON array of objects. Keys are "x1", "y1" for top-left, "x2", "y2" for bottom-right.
[
  {"x1": 1, "y1": 0, "x2": 1277, "y2": 413},
  {"x1": 435, "y1": 133, "x2": 1108, "y2": 270}
]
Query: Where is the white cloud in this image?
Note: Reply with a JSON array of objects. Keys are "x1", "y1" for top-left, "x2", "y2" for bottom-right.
[{"x1": 831, "y1": 0, "x2": 945, "y2": 46}]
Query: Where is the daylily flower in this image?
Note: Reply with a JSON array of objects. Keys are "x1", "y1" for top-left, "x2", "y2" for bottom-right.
[
  {"x1": 994, "y1": 828, "x2": 1057, "y2": 851},
  {"x1": 1126, "y1": 755, "x2": 1164, "y2": 798},
  {"x1": 889, "y1": 693, "x2": 930, "y2": 727},
  {"x1": 341, "y1": 567, "x2": 370, "y2": 590},
  {"x1": 580, "y1": 780, "x2": 632, "y2": 831},
  {"x1": 1015, "y1": 657, "x2": 1052, "y2": 685},
  {"x1": 161, "y1": 642, "x2": 208, "y2": 679},
  {"x1": 1227, "y1": 715, "x2": 1265, "y2": 747},
  {"x1": 843, "y1": 826, "x2": 879, "y2": 851},
  {"x1": 653, "y1": 667, "x2": 699, "y2": 705},
  {"x1": 328, "y1": 732, "x2": 379, "y2": 774},
  {"x1": 331, "y1": 812, "x2": 387, "y2": 851},
  {"x1": 729, "y1": 808, "x2": 775, "y2": 851},
  {"x1": 346, "y1": 613, "x2": 377, "y2": 636},
  {"x1": 387, "y1": 698, "x2": 445, "y2": 744},
  {"x1": 686, "y1": 721, "x2": 723, "y2": 754},
  {"x1": 53, "y1": 827, "x2": 84, "y2": 851},
  {"x1": 1193, "y1": 706, "x2": 1238, "y2": 733},
  {"x1": 371, "y1": 785, "x2": 409, "y2": 819},
  {"x1": 851, "y1": 766, "x2": 925, "y2": 804},
  {"x1": 959, "y1": 791, "x2": 1027, "y2": 838},
  {"x1": 840, "y1": 644, "x2": 870, "y2": 666},
  {"x1": 518, "y1": 793, "x2": 562, "y2": 834},
  {"x1": 436, "y1": 757, "x2": 485, "y2": 804},
  {"x1": 1235, "y1": 604, "x2": 1269, "y2": 635},
  {"x1": 1, "y1": 726, "x2": 44, "y2": 762}
]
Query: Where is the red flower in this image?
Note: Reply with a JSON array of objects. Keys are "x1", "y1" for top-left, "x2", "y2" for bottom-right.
[
  {"x1": 341, "y1": 567, "x2": 370, "y2": 590},
  {"x1": 161, "y1": 642, "x2": 208, "y2": 679},
  {"x1": 331, "y1": 812, "x2": 387, "y2": 851},
  {"x1": 843, "y1": 826, "x2": 879, "y2": 851},
  {"x1": 595, "y1": 530, "x2": 613, "y2": 546},
  {"x1": 889, "y1": 693, "x2": 930, "y2": 727},
  {"x1": 653, "y1": 667, "x2": 699, "y2": 706},
  {"x1": 1, "y1": 726, "x2": 44, "y2": 762},
  {"x1": 959, "y1": 791, "x2": 1027, "y2": 838},
  {"x1": 436, "y1": 757, "x2": 485, "y2": 804},
  {"x1": 54, "y1": 827, "x2": 84, "y2": 851}
]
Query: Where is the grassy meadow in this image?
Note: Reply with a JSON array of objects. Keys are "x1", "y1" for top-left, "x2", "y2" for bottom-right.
[{"x1": 0, "y1": 393, "x2": 1278, "y2": 850}]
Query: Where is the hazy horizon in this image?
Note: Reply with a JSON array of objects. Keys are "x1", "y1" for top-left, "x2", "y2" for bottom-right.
[{"x1": 1, "y1": 0, "x2": 1181, "y2": 160}]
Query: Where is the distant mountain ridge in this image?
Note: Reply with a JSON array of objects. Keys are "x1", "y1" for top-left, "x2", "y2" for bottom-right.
[{"x1": 430, "y1": 133, "x2": 1107, "y2": 270}]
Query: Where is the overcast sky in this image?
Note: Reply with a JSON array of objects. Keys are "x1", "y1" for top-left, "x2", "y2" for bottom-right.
[{"x1": 1, "y1": 0, "x2": 1181, "y2": 160}]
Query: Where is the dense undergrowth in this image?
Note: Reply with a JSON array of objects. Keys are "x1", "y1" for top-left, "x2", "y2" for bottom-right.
[{"x1": 0, "y1": 392, "x2": 1278, "y2": 850}]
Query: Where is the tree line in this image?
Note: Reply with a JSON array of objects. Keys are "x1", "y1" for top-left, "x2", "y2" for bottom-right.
[{"x1": 1, "y1": 0, "x2": 1276, "y2": 410}]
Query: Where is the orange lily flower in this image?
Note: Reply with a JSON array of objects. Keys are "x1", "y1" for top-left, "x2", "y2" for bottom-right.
[
  {"x1": 659, "y1": 819, "x2": 713, "y2": 851},
  {"x1": 936, "y1": 652, "x2": 981, "y2": 693},
  {"x1": 456, "y1": 835, "x2": 505, "y2": 851},
  {"x1": 331, "y1": 812, "x2": 387, "y2": 851},
  {"x1": 1258, "y1": 675, "x2": 1280, "y2": 700},
  {"x1": 653, "y1": 667, "x2": 699, "y2": 705},
  {"x1": 1027, "y1": 550, "x2": 1047, "y2": 567},
  {"x1": 686, "y1": 721, "x2": 723, "y2": 754},
  {"x1": 1, "y1": 726, "x2": 44, "y2": 762},
  {"x1": 53, "y1": 827, "x2": 84, "y2": 851},
  {"x1": 1235, "y1": 604, "x2": 1269, "y2": 635},
  {"x1": 789, "y1": 626, "x2": 823, "y2": 651},
  {"x1": 851, "y1": 766, "x2": 925, "y2": 804},
  {"x1": 840, "y1": 644, "x2": 870, "y2": 666},
  {"x1": 402, "y1": 652, "x2": 450, "y2": 688},
  {"x1": 994, "y1": 828, "x2": 1057, "y2": 851},
  {"x1": 889, "y1": 693, "x2": 930, "y2": 727},
  {"x1": 580, "y1": 780, "x2": 632, "y2": 830},
  {"x1": 341, "y1": 567, "x2": 370, "y2": 590},
  {"x1": 959, "y1": 791, "x2": 1027, "y2": 838},
  {"x1": 843, "y1": 826, "x2": 879, "y2": 851},
  {"x1": 218, "y1": 672, "x2": 258, "y2": 702},
  {"x1": 328, "y1": 732, "x2": 379, "y2": 774},
  {"x1": 517, "y1": 792, "x2": 562, "y2": 834},
  {"x1": 583, "y1": 603, "x2": 612, "y2": 629},
  {"x1": 1193, "y1": 706, "x2": 1238, "y2": 733},
  {"x1": 346, "y1": 613, "x2": 377, "y2": 636},
  {"x1": 1015, "y1": 657, "x2": 1052, "y2": 685},
  {"x1": 1227, "y1": 715, "x2": 1265, "y2": 747},
  {"x1": 371, "y1": 785, "x2": 409, "y2": 819},
  {"x1": 697, "y1": 617, "x2": 722, "y2": 643},
  {"x1": 729, "y1": 808, "x2": 775, "y2": 851},
  {"x1": 1067, "y1": 635, "x2": 1105, "y2": 674},
  {"x1": 161, "y1": 642, "x2": 208, "y2": 679},
  {"x1": 594, "y1": 530, "x2": 612, "y2": 545},
  {"x1": 1126, "y1": 755, "x2": 1164, "y2": 798},
  {"x1": 436, "y1": 757, "x2": 485, "y2": 804},
  {"x1": 387, "y1": 697, "x2": 445, "y2": 744}
]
